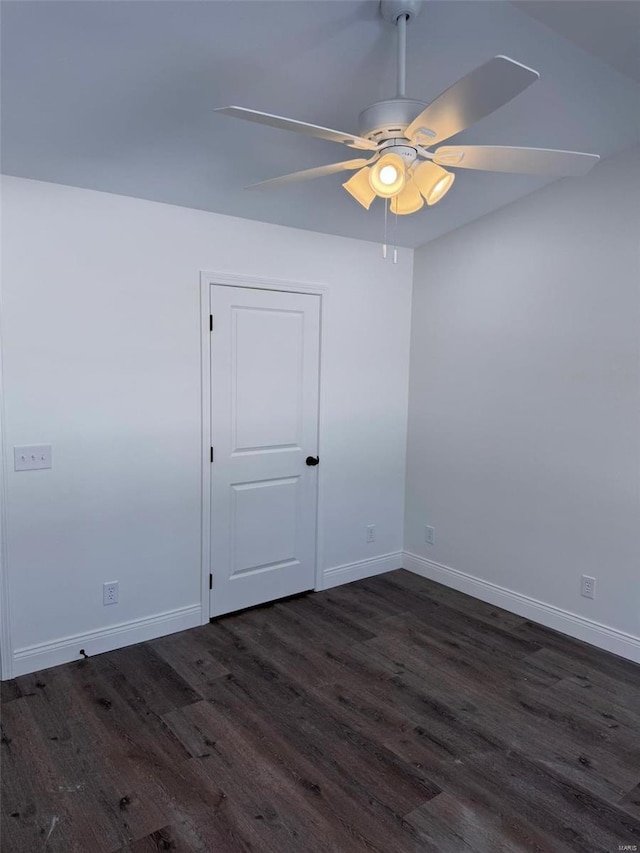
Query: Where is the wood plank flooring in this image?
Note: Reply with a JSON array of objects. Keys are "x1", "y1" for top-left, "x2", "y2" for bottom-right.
[{"x1": 2, "y1": 569, "x2": 640, "y2": 852}]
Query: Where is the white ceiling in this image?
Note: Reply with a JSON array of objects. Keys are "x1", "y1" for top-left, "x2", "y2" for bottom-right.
[
  {"x1": 2, "y1": 0, "x2": 639, "y2": 248},
  {"x1": 515, "y1": 1, "x2": 640, "y2": 84}
]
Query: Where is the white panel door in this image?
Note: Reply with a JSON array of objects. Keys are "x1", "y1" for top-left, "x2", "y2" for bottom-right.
[{"x1": 209, "y1": 284, "x2": 321, "y2": 617}]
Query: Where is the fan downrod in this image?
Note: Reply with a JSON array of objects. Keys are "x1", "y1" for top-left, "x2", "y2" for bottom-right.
[{"x1": 360, "y1": 1, "x2": 424, "y2": 143}]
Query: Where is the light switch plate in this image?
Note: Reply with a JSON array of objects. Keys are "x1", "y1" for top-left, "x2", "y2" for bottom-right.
[{"x1": 14, "y1": 445, "x2": 52, "y2": 471}]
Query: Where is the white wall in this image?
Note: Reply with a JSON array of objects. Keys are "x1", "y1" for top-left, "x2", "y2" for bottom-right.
[
  {"x1": 0, "y1": 176, "x2": 413, "y2": 676},
  {"x1": 404, "y1": 145, "x2": 640, "y2": 661},
  {"x1": 5, "y1": 145, "x2": 638, "y2": 677}
]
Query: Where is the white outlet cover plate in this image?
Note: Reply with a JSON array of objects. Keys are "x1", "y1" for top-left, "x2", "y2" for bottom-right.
[
  {"x1": 581, "y1": 575, "x2": 596, "y2": 599},
  {"x1": 103, "y1": 582, "x2": 119, "y2": 606},
  {"x1": 14, "y1": 444, "x2": 52, "y2": 471}
]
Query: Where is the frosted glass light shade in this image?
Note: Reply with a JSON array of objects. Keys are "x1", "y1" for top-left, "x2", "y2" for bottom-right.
[
  {"x1": 413, "y1": 161, "x2": 455, "y2": 205},
  {"x1": 342, "y1": 167, "x2": 377, "y2": 209},
  {"x1": 390, "y1": 180, "x2": 424, "y2": 215},
  {"x1": 369, "y1": 153, "x2": 406, "y2": 198}
]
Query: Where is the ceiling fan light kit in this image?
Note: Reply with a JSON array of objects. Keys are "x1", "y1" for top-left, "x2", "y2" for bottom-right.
[
  {"x1": 390, "y1": 179, "x2": 424, "y2": 215},
  {"x1": 412, "y1": 160, "x2": 456, "y2": 206},
  {"x1": 215, "y1": 0, "x2": 599, "y2": 256},
  {"x1": 342, "y1": 167, "x2": 377, "y2": 210},
  {"x1": 368, "y1": 152, "x2": 407, "y2": 197}
]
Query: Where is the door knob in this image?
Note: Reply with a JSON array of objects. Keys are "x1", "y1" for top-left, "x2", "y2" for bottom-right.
[{"x1": 306, "y1": 455, "x2": 319, "y2": 466}]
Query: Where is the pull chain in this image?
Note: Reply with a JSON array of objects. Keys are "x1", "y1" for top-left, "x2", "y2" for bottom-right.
[
  {"x1": 393, "y1": 206, "x2": 398, "y2": 264},
  {"x1": 383, "y1": 198, "x2": 388, "y2": 259}
]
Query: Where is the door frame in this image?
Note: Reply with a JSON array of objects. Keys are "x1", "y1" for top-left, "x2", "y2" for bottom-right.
[{"x1": 199, "y1": 270, "x2": 328, "y2": 624}]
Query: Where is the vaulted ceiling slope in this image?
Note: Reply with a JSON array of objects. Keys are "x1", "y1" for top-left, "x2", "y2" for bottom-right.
[{"x1": 2, "y1": 0, "x2": 639, "y2": 248}]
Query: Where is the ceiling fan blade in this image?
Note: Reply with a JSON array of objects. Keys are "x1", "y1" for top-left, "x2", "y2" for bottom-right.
[
  {"x1": 433, "y1": 145, "x2": 600, "y2": 176},
  {"x1": 215, "y1": 106, "x2": 378, "y2": 151},
  {"x1": 405, "y1": 56, "x2": 539, "y2": 147},
  {"x1": 246, "y1": 158, "x2": 373, "y2": 191}
]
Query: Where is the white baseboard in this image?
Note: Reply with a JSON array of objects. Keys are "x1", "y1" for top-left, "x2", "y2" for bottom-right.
[
  {"x1": 12, "y1": 603, "x2": 202, "y2": 678},
  {"x1": 403, "y1": 551, "x2": 640, "y2": 665},
  {"x1": 321, "y1": 551, "x2": 404, "y2": 591},
  {"x1": 14, "y1": 553, "x2": 638, "y2": 677}
]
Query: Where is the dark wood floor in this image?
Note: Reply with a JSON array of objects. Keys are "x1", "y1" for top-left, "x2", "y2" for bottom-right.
[{"x1": 2, "y1": 570, "x2": 640, "y2": 852}]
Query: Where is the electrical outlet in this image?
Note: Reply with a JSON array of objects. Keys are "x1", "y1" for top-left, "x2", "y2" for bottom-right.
[
  {"x1": 425, "y1": 525, "x2": 435, "y2": 546},
  {"x1": 366, "y1": 524, "x2": 376, "y2": 543},
  {"x1": 581, "y1": 575, "x2": 596, "y2": 600},
  {"x1": 103, "y1": 581, "x2": 119, "y2": 606}
]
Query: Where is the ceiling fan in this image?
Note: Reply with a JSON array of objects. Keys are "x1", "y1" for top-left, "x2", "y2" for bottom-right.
[{"x1": 215, "y1": 0, "x2": 599, "y2": 218}]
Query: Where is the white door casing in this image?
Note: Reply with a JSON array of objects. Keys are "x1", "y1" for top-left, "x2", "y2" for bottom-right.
[{"x1": 209, "y1": 284, "x2": 321, "y2": 617}]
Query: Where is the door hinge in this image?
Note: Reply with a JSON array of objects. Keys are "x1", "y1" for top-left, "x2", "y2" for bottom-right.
[
  {"x1": 209, "y1": 573, "x2": 213, "y2": 590},
  {"x1": 209, "y1": 314, "x2": 213, "y2": 332},
  {"x1": 210, "y1": 446, "x2": 214, "y2": 463}
]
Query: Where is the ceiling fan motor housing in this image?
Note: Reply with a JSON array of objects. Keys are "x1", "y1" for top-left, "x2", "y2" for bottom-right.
[
  {"x1": 380, "y1": 143, "x2": 419, "y2": 167},
  {"x1": 358, "y1": 98, "x2": 427, "y2": 144}
]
